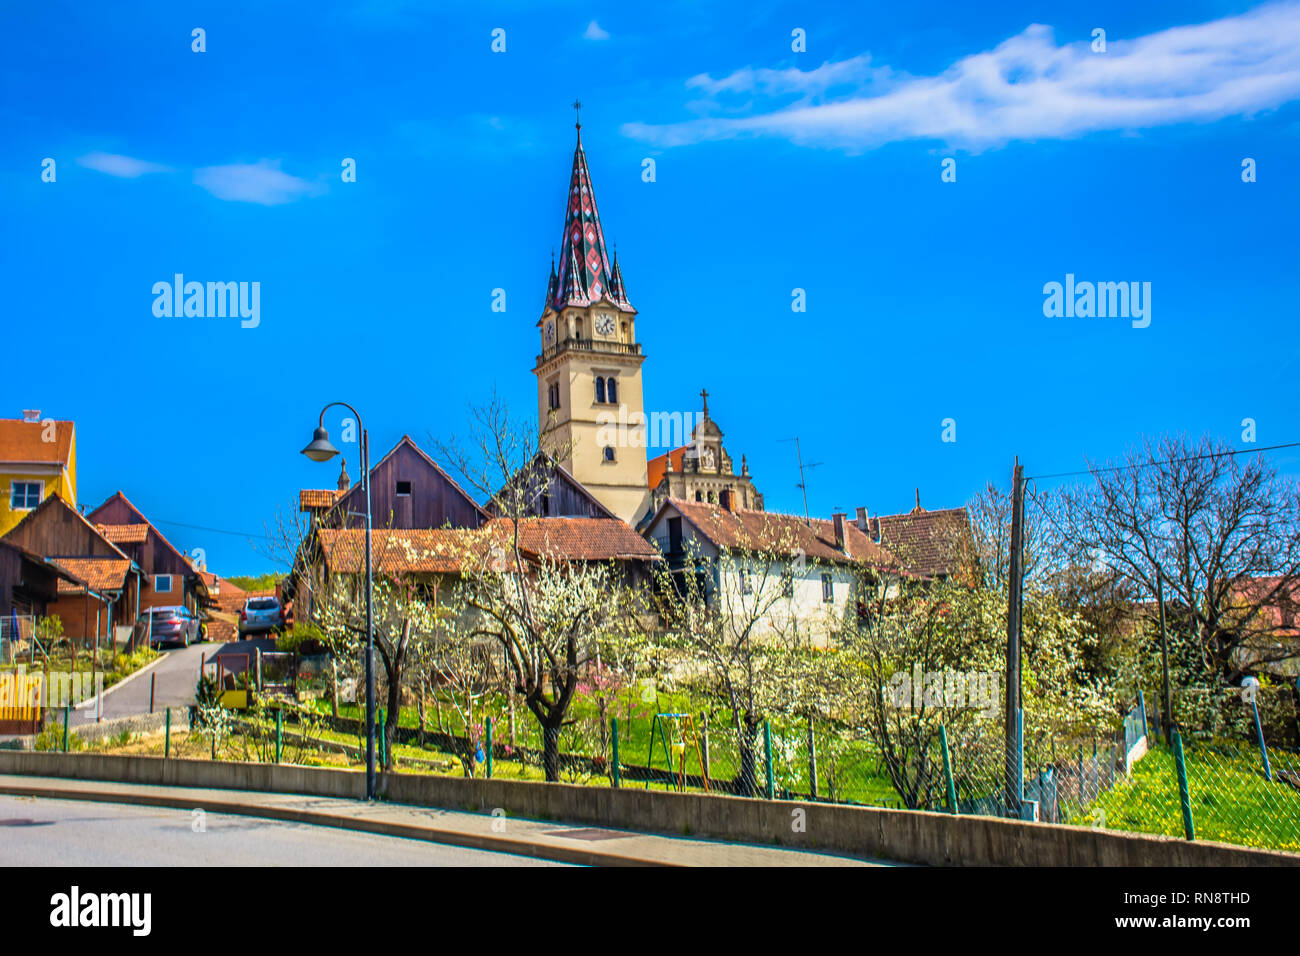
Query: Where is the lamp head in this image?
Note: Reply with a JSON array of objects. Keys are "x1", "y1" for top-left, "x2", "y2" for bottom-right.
[{"x1": 301, "y1": 426, "x2": 340, "y2": 463}]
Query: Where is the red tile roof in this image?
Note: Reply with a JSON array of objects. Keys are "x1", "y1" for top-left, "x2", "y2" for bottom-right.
[
  {"x1": 0, "y1": 418, "x2": 74, "y2": 466},
  {"x1": 299, "y1": 489, "x2": 340, "y2": 511},
  {"x1": 51, "y1": 557, "x2": 133, "y2": 594},
  {"x1": 489, "y1": 518, "x2": 660, "y2": 562},
  {"x1": 867, "y1": 508, "x2": 971, "y2": 579},
  {"x1": 318, "y1": 528, "x2": 492, "y2": 576},
  {"x1": 318, "y1": 518, "x2": 659, "y2": 576},
  {"x1": 660, "y1": 499, "x2": 896, "y2": 569},
  {"x1": 96, "y1": 523, "x2": 149, "y2": 544}
]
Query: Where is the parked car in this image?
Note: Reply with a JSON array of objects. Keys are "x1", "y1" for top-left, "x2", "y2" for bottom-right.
[
  {"x1": 147, "y1": 606, "x2": 201, "y2": 648},
  {"x1": 238, "y1": 596, "x2": 283, "y2": 638}
]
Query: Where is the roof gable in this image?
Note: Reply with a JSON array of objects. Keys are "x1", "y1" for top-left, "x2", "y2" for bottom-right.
[
  {"x1": 2, "y1": 493, "x2": 128, "y2": 560},
  {"x1": 330, "y1": 435, "x2": 488, "y2": 528}
]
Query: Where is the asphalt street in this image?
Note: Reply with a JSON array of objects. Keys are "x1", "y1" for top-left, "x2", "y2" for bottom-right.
[
  {"x1": 0, "y1": 794, "x2": 566, "y2": 866},
  {"x1": 73, "y1": 637, "x2": 276, "y2": 725}
]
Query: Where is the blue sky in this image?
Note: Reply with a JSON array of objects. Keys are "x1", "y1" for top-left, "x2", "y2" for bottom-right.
[{"x1": 3, "y1": 0, "x2": 1299, "y2": 574}]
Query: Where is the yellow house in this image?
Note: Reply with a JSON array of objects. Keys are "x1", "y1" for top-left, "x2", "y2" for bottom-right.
[{"x1": 0, "y1": 411, "x2": 77, "y2": 537}]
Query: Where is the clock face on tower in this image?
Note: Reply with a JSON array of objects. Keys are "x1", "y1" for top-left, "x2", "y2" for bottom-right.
[
  {"x1": 595, "y1": 313, "x2": 615, "y2": 336},
  {"x1": 544, "y1": 320, "x2": 556, "y2": 345}
]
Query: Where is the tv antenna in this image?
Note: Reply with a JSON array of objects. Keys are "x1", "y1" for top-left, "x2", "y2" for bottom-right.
[{"x1": 779, "y1": 437, "x2": 822, "y2": 523}]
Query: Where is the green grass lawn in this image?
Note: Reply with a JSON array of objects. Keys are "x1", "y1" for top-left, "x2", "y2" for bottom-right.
[
  {"x1": 1075, "y1": 741, "x2": 1300, "y2": 852},
  {"x1": 306, "y1": 690, "x2": 908, "y2": 805}
]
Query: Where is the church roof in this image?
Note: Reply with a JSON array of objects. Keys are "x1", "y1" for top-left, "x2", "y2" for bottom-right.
[
  {"x1": 647, "y1": 446, "x2": 691, "y2": 489},
  {"x1": 547, "y1": 126, "x2": 633, "y2": 313}
]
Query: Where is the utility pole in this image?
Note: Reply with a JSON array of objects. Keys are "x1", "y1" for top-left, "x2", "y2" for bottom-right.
[{"x1": 1004, "y1": 458, "x2": 1025, "y2": 818}]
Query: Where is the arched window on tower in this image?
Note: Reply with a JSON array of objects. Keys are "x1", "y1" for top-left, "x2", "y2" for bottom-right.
[
  {"x1": 595, "y1": 377, "x2": 606, "y2": 403},
  {"x1": 606, "y1": 377, "x2": 618, "y2": 404}
]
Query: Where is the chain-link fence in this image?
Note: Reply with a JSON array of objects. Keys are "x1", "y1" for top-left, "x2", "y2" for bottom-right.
[{"x1": 60, "y1": 656, "x2": 1300, "y2": 854}]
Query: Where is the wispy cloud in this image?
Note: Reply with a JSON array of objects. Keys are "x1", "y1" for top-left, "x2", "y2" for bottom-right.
[
  {"x1": 583, "y1": 20, "x2": 610, "y2": 41},
  {"x1": 77, "y1": 152, "x2": 172, "y2": 178},
  {"x1": 193, "y1": 160, "x2": 319, "y2": 205},
  {"x1": 625, "y1": 2, "x2": 1300, "y2": 151}
]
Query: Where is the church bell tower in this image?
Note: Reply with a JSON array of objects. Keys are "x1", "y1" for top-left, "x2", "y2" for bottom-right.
[{"x1": 534, "y1": 107, "x2": 651, "y2": 525}]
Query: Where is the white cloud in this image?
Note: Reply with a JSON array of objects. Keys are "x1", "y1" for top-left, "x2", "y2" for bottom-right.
[
  {"x1": 625, "y1": 2, "x2": 1300, "y2": 151},
  {"x1": 583, "y1": 20, "x2": 610, "y2": 41},
  {"x1": 76, "y1": 152, "x2": 171, "y2": 178},
  {"x1": 193, "y1": 160, "x2": 318, "y2": 205}
]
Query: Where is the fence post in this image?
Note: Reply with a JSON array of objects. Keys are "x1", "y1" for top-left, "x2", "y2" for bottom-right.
[
  {"x1": 807, "y1": 713, "x2": 818, "y2": 800},
  {"x1": 165, "y1": 707, "x2": 171, "y2": 758},
  {"x1": 764, "y1": 720, "x2": 775, "y2": 799},
  {"x1": 62, "y1": 704, "x2": 70, "y2": 752},
  {"x1": 256, "y1": 648, "x2": 262, "y2": 693},
  {"x1": 1137, "y1": 689, "x2": 1148, "y2": 741},
  {"x1": 377, "y1": 707, "x2": 386, "y2": 768},
  {"x1": 1172, "y1": 729, "x2": 1196, "y2": 841},
  {"x1": 700, "y1": 714, "x2": 710, "y2": 781},
  {"x1": 149, "y1": 673, "x2": 156, "y2": 714},
  {"x1": 610, "y1": 717, "x2": 621, "y2": 788},
  {"x1": 485, "y1": 716, "x2": 494, "y2": 779},
  {"x1": 275, "y1": 708, "x2": 283, "y2": 764},
  {"x1": 940, "y1": 724, "x2": 958, "y2": 814},
  {"x1": 1249, "y1": 695, "x2": 1273, "y2": 783}
]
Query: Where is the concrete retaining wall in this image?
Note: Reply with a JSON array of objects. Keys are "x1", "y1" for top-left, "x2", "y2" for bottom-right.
[{"x1": 0, "y1": 751, "x2": 1295, "y2": 867}]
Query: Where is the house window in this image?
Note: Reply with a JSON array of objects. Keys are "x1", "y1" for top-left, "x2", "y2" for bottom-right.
[
  {"x1": 603, "y1": 446, "x2": 616, "y2": 462},
  {"x1": 740, "y1": 567, "x2": 751, "y2": 595},
  {"x1": 155, "y1": 574, "x2": 173, "y2": 594},
  {"x1": 9, "y1": 481, "x2": 41, "y2": 510},
  {"x1": 782, "y1": 570, "x2": 794, "y2": 598},
  {"x1": 606, "y1": 377, "x2": 618, "y2": 404},
  {"x1": 595, "y1": 377, "x2": 606, "y2": 403},
  {"x1": 695, "y1": 491, "x2": 703, "y2": 501},
  {"x1": 547, "y1": 382, "x2": 560, "y2": 411},
  {"x1": 396, "y1": 480, "x2": 412, "y2": 496},
  {"x1": 821, "y1": 573, "x2": 834, "y2": 603}
]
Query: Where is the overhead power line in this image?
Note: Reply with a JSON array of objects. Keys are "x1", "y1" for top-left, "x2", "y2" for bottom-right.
[{"x1": 1026, "y1": 441, "x2": 1300, "y2": 482}]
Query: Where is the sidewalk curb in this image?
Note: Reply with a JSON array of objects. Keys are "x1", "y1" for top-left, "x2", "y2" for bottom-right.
[
  {"x1": 0, "y1": 781, "x2": 678, "y2": 867},
  {"x1": 73, "y1": 651, "x2": 171, "y2": 712}
]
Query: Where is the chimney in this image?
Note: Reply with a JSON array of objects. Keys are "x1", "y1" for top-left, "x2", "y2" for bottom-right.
[
  {"x1": 22, "y1": 409, "x2": 40, "y2": 423},
  {"x1": 832, "y1": 512, "x2": 848, "y2": 555},
  {"x1": 855, "y1": 506, "x2": 868, "y2": 531}
]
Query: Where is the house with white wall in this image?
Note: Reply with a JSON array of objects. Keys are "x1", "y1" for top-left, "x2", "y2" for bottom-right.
[{"x1": 641, "y1": 498, "x2": 901, "y2": 645}]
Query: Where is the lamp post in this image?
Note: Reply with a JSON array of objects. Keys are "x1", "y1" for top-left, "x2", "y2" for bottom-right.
[{"x1": 302, "y1": 402, "x2": 376, "y2": 801}]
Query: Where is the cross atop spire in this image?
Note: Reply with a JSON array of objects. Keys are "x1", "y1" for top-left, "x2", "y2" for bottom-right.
[
  {"x1": 700, "y1": 388, "x2": 710, "y2": 419},
  {"x1": 573, "y1": 98, "x2": 582, "y2": 130}
]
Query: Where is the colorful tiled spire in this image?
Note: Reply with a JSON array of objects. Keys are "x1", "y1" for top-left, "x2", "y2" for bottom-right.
[{"x1": 549, "y1": 120, "x2": 633, "y2": 312}]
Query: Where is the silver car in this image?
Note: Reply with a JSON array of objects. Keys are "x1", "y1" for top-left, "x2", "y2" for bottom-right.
[
  {"x1": 148, "y1": 606, "x2": 201, "y2": 648},
  {"x1": 238, "y1": 596, "x2": 282, "y2": 638}
]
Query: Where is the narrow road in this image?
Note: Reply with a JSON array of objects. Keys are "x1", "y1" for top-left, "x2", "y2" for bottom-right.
[
  {"x1": 0, "y1": 794, "x2": 565, "y2": 866},
  {"x1": 73, "y1": 637, "x2": 276, "y2": 725}
]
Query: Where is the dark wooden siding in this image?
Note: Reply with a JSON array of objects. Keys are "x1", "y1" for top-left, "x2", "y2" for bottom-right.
[
  {"x1": 0, "y1": 543, "x2": 61, "y2": 617},
  {"x1": 486, "y1": 460, "x2": 612, "y2": 519},
  {"x1": 328, "y1": 441, "x2": 486, "y2": 531},
  {"x1": 2, "y1": 498, "x2": 120, "y2": 558}
]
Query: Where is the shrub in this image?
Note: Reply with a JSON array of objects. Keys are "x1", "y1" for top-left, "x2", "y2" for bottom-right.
[{"x1": 277, "y1": 623, "x2": 326, "y2": 655}]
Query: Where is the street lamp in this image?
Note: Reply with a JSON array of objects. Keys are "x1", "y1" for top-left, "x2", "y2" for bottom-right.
[{"x1": 301, "y1": 403, "x2": 376, "y2": 801}]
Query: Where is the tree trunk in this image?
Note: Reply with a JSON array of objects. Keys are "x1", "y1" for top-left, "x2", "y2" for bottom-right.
[
  {"x1": 735, "y1": 718, "x2": 760, "y2": 797},
  {"x1": 330, "y1": 658, "x2": 339, "y2": 718},
  {"x1": 384, "y1": 675, "x2": 401, "y2": 769},
  {"x1": 542, "y1": 722, "x2": 561, "y2": 782}
]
